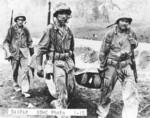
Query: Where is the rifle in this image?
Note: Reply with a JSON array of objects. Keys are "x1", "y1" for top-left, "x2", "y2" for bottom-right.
[
  {"x1": 128, "y1": 34, "x2": 138, "y2": 83},
  {"x1": 3, "y1": 10, "x2": 14, "y2": 60},
  {"x1": 10, "y1": 10, "x2": 13, "y2": 26},
  {"x1": 45, "y1": 0, "x2": 54, "y2": 78},
  {"x1": 47, "y1": 0, "x2": 51, "y2": 25},
  {"x1": 37, "y1": 0, "x2": 52, "y2": 78},
  {"x1": 40, "y1": 0, "x2": 51, "y2": 66},
  {"x1": 46, "y1": 0, "x2": 51, "y2": 61},
  {"x1": 131, "y1": 49, "x2": 138, "y2": 83}
]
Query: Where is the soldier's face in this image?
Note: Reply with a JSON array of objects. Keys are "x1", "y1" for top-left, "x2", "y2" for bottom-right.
[
  {"x1": 16, "y1": 18, "x2": 24, "y2": 27},
  {"x1": 57, "y1": 12, "x2": 69, "y2": 25},
  {"x1": 118, "y1": 19, "x2": 130, "y2": 30}
]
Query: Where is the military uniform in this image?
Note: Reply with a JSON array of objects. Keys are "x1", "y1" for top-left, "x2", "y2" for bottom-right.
[
  {"x1": 98, "y1": 25, "x2": 139, "y2": 118},
  {"x1": 36, "y1": 18, "x2": 75, "y2": 110},
  {"x1": 3, "y1": 22, "x2": 33, "y2": 95}
]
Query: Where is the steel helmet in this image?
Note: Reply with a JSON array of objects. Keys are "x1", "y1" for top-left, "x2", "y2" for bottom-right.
[
  {"x1": 14, "y1": 13, "x2": 26, "y2": 22},
  {"x1": 53, "y1": 2, "x2": 71, "y2": 17},
  {"x1": 115, "y1": 17, "x2": 132, "y2": 24},
  {"x1": 106, "y1": 14, "x2": 133, "y2": 28}
]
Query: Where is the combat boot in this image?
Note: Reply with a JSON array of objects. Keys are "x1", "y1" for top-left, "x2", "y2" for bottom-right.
[{"x1": 13, "y1": 82, "x2": 21, "y2": 92}]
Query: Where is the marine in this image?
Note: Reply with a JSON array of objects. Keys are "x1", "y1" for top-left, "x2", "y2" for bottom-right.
[
  {"x1": 35, "y1": 2, "x2": 75, "y2": 118},
  {"x1": 97, "y1": 16, "x2": 139, "y2": 118},
  {"x1": 3, "y1": 14, "x2": 33, "y2": 97}
]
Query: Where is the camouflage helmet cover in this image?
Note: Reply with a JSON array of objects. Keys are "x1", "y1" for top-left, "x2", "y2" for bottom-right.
[{"x1": 53, "y1": 2, "x2": 71, "y2": 17}]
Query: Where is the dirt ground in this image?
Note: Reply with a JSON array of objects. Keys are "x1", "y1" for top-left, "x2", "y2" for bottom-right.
[{"x1": 0, "y1": 58, "x2": 150, "y2": 118}]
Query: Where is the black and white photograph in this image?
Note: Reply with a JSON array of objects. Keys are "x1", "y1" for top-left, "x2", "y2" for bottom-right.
[{"x1": 0, "y1": 0, "x2": 150, "y2": 118}]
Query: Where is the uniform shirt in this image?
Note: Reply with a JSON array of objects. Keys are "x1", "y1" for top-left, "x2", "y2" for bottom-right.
[
  {"x1": 36, "y1": 22, "x2": 74, "y2": 66},
  {"x1": 99, "y1": 26, "x2": 138, "y2": 67},
  {"x1": 3, "y1": 24, "x2": 32, "y2": 59}
]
